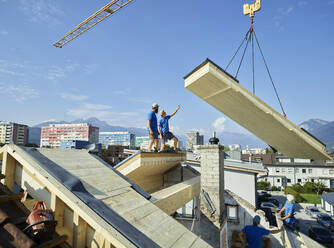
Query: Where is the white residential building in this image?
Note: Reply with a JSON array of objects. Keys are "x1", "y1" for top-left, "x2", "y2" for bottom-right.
[
  {"x1": 261, "y1": 156, "x2": 334, "y2": 188},
  {"x1": 242, "y1": 147, "x2": 266, "y2": 155}
]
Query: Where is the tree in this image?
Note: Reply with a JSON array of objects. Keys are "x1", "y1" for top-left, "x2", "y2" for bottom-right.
[
  {"x1": 314, "y1": 182, "x2": 326, "y2": 195},
  {"x1": 265, "y1": 147, "x2": 278, "y2": 154},
  {"x1": 291, "y1": 183, "x2": 303, "y2": 193},
  {"x1": 257, "y1": 181, "x2": 270, "y2": 190},
  {"x1": 303, "y1": 181, "x2": 316, "y2": 193}
]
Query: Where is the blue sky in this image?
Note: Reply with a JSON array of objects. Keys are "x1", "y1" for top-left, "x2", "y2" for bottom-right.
[{"x1": 0, "y1": 0, "x2": 333, "y2": 138}]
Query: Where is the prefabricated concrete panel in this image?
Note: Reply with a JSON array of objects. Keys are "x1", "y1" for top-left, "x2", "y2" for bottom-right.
[{"x1": 184, "y1": 59, "x2": 332, "y2": 161}]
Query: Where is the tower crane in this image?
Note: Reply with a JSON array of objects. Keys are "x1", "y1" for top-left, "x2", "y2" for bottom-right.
[{"x1": 53, "y1": 0, "x2": 134, "y2": 48}]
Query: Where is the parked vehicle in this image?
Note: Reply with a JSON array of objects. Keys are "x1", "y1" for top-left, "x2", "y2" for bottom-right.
[
  {"x1": 305, "y1": 206, "x2": 321, "y2": 219},
  {"x1": 308, "y1": 226, "x2": 334, "y2": 245},
  {"x1": 259, "y1": 191, "x2": 272, "y2": 198},
  {"x1": 266, "y1": 198, "x2": 280, "y2": 207},
  {"x1": 260, "y1": 202, "x2": 281, "y2": 213},
  {"x1": 317, "y1": 213, "x2": 334, "y2": 231}
]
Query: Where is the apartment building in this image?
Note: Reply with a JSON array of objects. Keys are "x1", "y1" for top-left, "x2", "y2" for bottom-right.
[
  {"x1": 186, "y1": 131, "x2": 204, "y2": 150},
  {"x1": 99, "y1": 132, "x2": 135, "y2": 149},
  {"x1": 0, "y1": 122, "x2": 28, "y2": 145},
  {"x1": 41, "y1": 123, "x2": 99, "y2": 148},
  {"x1": 244, "y1": 154, "x2": 334, "y2": 188},
  {"x1": 135, "y1": 136, "x2": 150, "y2": 148}
]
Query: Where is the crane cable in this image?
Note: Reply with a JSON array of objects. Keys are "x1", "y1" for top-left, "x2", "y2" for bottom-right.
[{"x1": 225, "y1": 22, "x2": 287, "y2": 117}]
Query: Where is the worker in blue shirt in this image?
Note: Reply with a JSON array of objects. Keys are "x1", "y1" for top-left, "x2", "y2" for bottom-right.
[
  {"x1": 239, "y1": 215, "x2": 282, "y2": 248},
  {"x1": 158, "y1": 105, "x2": 180, "y2": 151},
  {"x1": 147, "y1": 103, "x2": 159, "y2": 152},
  {"x1": 277, "y1": 194, "x2": 297, "y2": 229}
]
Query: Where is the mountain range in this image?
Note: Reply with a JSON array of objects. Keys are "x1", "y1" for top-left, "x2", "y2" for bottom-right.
[
  {"x1": 300, "y1": 119, "x2": 334, "y2": 152},
  {"x1": 28, "y1": 117, "x2": 334, "y2": 151}
]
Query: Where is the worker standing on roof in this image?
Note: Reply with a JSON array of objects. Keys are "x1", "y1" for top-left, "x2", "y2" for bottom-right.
[
  {"x1": 277, "y1": 194, "x2": 297, "y2": 230},
  {"x1": 147, "y1": 103, "x2": 159, "y2": 152},
  {"x1": 239, "y1": 215, "x2": 282, "y2": 248},
  {"x1": 158, "y1": 105, "x2": 180, "y2": 152}
]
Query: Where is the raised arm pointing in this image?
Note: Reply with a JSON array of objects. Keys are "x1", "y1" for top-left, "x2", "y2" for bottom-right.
[{"x1": 170, "y1": 104, "x2": 181, "y2": 117}]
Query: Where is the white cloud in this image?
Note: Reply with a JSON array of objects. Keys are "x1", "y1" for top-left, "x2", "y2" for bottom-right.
[
  {"x1": 0, "y1": 30, "x2": 8, "y2": 36},
  {"x1": 84, "y1": 64, "x2": 98, "y2": 74},
  {"x1": 42, "y1": 119, "x2": 56, "y2": 123},
  {"x1": 46, "y1": 66, "x2": 67, "y2": 80},
  {"x1": 19, "y1": 0, "x2": 64, "y2": 25},
  {"x1": 277, "y1": 7, "x2": 294, "y2": 16},
  {"x1": 84, "y1": 103, "x2": 112, "y2": 110},
  {"x1": 60, "y1": 92, "x2": 88, "y2": 101},
  {"x1": 0, "y1": 60, "x2": 25, "y2": 76},
  {"x1": 273, "y1": 6, "x2": 294, "y2": 31},
  {"x1": 0, "y1": 82, "x2": 39, "y2": 102},
  {"x1": 128, "y1": 97, "x2": 153, "y2": 104},
  {"x1": 46, "y1": 63, "x2": 80, "y2": 80},
  {"x1": 67, "y1": 103, "x2": 113, "y2": 119},
  {"x1": 212, "y1": 117, "x2": 226, "y2": 134}
]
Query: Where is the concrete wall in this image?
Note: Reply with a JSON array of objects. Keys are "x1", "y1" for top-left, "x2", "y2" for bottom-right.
[
  {"x1": 198, "y1": 145, "x2": 224, "y2": 248},
  {"x1": 225, "y1": 191, "x2": 283, "y2": 248},
  {"x1": 224, "y1": 169, "x2": 256, "y2": 207},
  {"x1": 199, "y1": 145, "x2": 225, "y2": 222}
]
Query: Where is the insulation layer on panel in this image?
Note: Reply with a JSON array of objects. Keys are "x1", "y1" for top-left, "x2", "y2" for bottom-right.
[{"x1": 184, "y1": 59, "x2": 332, "y2": 161}]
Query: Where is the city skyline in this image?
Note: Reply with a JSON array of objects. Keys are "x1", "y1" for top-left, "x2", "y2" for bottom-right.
[{"x1": 0, "y1": 0, "x2": 333, "y2": 139}]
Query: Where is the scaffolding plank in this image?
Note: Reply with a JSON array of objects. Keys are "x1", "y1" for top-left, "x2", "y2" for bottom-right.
[{"x1": 184, "y1": 59, "x2": 332, "y2": 161}]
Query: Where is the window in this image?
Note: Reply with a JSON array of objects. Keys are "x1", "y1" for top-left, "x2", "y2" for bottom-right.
[
  {"x1": 276, "y1": 168, "x2": 280, "y2": 173},
  {"x1": 296, "y1": 168, "x2": 300, "y2": 173},
  {"x1": 287, "y1": 168, "x2": 293, "y2": 174},
  {"x1": 277, "y1": 179, "x2": 280, "y2": 183},
  {"x1": 295, "y1": 158, "x2": 311, "y2": 163},
  {"x1": 281, "y1": 168, "x2": 286, "y2": 173},
  {"x1": 308, "y1": 169, "x2": 313, "y2": 174},
  {"x1": 311, "y1": 179, "x2": 315, "y2": 182},
  {"x1": 323, "y1": 169, "x2": 328, "y2": 175},
  {"x1": 287, "y1": 179, "x2": 291, "y2": 183},
  {"x1": 227, "y1": 205, "x2": 238, "y2": 221},
  {"x1": 298, "y1": 179, "x2": 302, "y2": 183},
  {"x1": 279, "y1": 158, "x2": 291, "y2": 163},
  {"x1": 302, "y1": 169, "x2": 306, "y2": 173},
  {"x1": 329, "y1": 170, "x2": 334, "y2": 175}
]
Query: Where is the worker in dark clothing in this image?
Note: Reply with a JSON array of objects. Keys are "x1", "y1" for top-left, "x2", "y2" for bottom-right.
[{"x1": 239, "y1": 215, "x2": 282, "y2": 248}]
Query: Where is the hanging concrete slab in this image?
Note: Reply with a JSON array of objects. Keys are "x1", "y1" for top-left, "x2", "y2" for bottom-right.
[
  {"x1": 184, "y1": 59, "x2": 332, "y2": 161},
  {"x1": 151, "y1": 176, "x2": 200, "y2": 215},
  {"x1": 115, "y1": 152, "x2": 186, "y2": 192}
]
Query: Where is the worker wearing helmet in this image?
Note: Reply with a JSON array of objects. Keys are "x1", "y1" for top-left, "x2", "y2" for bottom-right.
[
  {"x1": 239, "y1": 215, "x2": 282, "y2": 248},
  {"x1": 277, "y1": 194, "x2": 297, "y2": 230},
  {"x1": 147, "y1": 103, "x2": 159, "y2": 152}
]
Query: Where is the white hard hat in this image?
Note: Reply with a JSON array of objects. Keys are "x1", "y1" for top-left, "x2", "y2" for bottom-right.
[
  {"x1": 287, "y1": 194, "x2": 295, "y2": 202},
  {"x1": 160, "y1": 110, "x2": 166, "y2": 116},
  {"x1": 152, "y1": 103, "x2": 159, "y2": 108}
]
